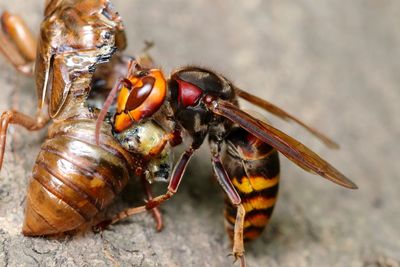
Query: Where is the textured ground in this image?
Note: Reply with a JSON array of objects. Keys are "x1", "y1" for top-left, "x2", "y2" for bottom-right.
[{"x1": 0, "y1": 0, "x2": 399, "y2": 266}]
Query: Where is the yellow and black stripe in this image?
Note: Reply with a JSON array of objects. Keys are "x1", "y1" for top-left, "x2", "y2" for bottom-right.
[{"x1": 222, "y1": 127, "x2": 280, "y2": 241}]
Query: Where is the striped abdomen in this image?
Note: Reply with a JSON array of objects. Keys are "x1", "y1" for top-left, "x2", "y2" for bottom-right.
[
  {"x1": 22, "y1": 112, "x2": 137, "y2": 236},
  {"x1": 223, "y1": 127, "x2": 280, "y2": 241}
]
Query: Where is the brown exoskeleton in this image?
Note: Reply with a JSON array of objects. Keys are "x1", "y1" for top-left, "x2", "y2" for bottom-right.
[
  {"x1": 96, "y1": 66, "x2": 358, "y2": 266},
  {"x1": 0, "y1": 0, "x2": 169, "y2": 235}
]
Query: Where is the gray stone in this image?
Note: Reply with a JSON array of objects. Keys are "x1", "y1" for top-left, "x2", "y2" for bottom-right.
[{"x1": 0, "y1": 0, "x2": 399, "y2": 266}]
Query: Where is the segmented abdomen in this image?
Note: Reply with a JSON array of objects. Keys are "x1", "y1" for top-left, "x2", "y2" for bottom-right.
[
  {"x1": 223, "y1": 127, "x2": 280, "y2": 241},
  {"x1": 22, "y1": 112, "x2": 136, "y2": 236}
]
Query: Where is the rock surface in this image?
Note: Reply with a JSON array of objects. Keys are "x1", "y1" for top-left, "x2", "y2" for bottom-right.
[{"x1": 0, "y1": 0, "x2": 399, "y2": 266}]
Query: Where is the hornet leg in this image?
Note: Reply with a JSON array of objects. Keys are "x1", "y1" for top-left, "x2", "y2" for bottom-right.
[
  {"x1": 94, "y1": 145, "x2": 196, "y2": 230},
  {"x1": 141, "y1": 176, "x2": 163, "y2": 232},
  {"x1": 210, "y1": 139, "x2": 246, "y2": 267}
]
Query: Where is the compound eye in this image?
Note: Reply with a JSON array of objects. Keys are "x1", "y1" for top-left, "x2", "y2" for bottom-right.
[
  {"x1": 125, "y1": 77, "x2": 155, "y2": 111},
  {"x1": 114, "y1": 69, "x2": 167, "y2": 133}
]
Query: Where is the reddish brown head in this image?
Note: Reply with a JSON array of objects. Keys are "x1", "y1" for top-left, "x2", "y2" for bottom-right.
[{"x1": 114, "y1": 69, "x2": 167, "y2": 133}]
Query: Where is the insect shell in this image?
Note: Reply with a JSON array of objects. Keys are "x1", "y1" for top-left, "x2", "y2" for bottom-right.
[
  {"x1": 0, "y1": 0, "x2": 170, "y2": 236},
  {"x1": 96, "y1": 66, "x2": 357, "y2": 267}
]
